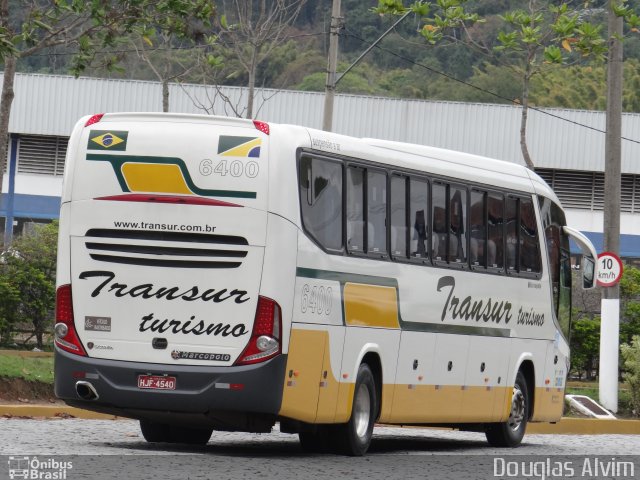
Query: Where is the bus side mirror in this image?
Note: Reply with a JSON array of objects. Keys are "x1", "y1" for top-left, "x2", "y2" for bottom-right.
[
  {"x1": 562, "y1": 226, "x2": 598, "y2": 290},
  {"x1": 582, "y1": 255, "x2": 595, "y2": 289}
]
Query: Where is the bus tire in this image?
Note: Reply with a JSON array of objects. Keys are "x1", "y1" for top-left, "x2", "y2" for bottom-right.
[
  {"x1": 167, "y1": 425, "x2": 213, "y2": 445},
  {"x1": 485, "y1": 371, "x2": 529, "y2": 447},
  {"x1": 140, "y1": 420, "x2": 212, "y2": 445},
  {"x1": 332, "y1": 363, "x2": 377, "y2": 456},
  {"x1": 140, "y1": 420, "x2": 171, "y2": 442}
]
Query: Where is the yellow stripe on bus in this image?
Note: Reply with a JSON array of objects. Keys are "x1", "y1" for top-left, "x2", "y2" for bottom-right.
[
  {"x1": 389, "y1": 385, "x2": 512, "y2": 423},
  {"x1": 531, "y1": 386, "x2": 564, "y2": 421},
  {"x1": 343, "y1": 283, "x2": 400, "y2": 329},
  {"x1": 121, "y1": 163, "x2": 192, "y2": 194}
]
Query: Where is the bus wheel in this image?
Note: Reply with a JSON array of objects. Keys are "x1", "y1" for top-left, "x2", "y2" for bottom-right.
[
  {"x1": 485, "y1": 371, "x2": 529, "y2": 447},
  {"x1": 140, "y1": 420, "x2": 171, "y2": 442},
  {"x1": 140, "y1": 420, "x2": 212, "y2": 445},
  {"x1": 332, "y1": 363, "x2": 377, "y2": 456}
]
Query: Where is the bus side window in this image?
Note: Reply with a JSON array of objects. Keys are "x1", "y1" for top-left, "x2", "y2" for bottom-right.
[
  {"x1": 390, "y1": 176, "x2": 408, "y2": 258},
  {"x1": 449, "y1": 185, "x2": 467, "y2": 265},
  {"x1": 470, "y1": 190, "x2": 487, "y2": 268},
  {"x1": 487, "y1": 193, "x2": 504, "y2": 270},
  {"x1": 367, "y1": 170, "x2": 387, "y2": 256},
  {"x1": 299, "y1": 156, "x2": 343, "y2": 251},
  {"x1": 506, "y1": 196, "x2": 518, "y2": 272},
  {"x1": 520, "y1": 198, "x2": 541, "y2": 274},
  {"x1": 410, "y1": 178, "x2": 429, "y2": 260},
  {"x1": 432, "y1": 183, "x2": 447, "y2": 262},
  {"x1": 346, "y1": 167, "x2": 365, "y2": 253}
]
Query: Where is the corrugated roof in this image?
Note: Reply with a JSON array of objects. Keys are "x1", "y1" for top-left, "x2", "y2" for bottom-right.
[{"x1": 3, "y1": 71, "x2": 640, "y2": 173}]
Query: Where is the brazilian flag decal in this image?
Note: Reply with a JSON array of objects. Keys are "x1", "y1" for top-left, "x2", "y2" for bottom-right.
[
  {"x1": 88, "y1": 130, "x2": 128, "y2": 151},
  {"x1": 217, "y1": 135, "x2": 261, "y2": 157}
]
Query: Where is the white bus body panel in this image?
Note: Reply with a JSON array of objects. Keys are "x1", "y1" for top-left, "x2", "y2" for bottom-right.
[{"x1": 61, "y1": 114, "x2": 272, "y2": 365}]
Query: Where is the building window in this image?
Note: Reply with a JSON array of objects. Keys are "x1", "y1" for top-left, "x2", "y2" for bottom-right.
[{"x1": 17, "y1": 135, "x2": 68, "y2": 176}]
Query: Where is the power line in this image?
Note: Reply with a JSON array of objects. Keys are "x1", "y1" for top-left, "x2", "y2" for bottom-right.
[{"x1": 341, "y1": 29, "x2": 640, "y2": 146}]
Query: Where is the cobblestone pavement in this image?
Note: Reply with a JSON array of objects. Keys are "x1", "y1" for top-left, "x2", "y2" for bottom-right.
[{"x1": 1, "y1": 419, "x2": 639, "y2": 480}]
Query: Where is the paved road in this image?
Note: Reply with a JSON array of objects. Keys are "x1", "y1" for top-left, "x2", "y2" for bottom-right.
[{"x1": 1, "y1": 419, "x2": 639, "y2": 479}]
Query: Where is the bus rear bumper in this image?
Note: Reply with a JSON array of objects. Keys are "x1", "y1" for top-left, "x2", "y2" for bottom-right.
[{"x1": 54, "y1": 347, "x2": 287, "y2": 431}]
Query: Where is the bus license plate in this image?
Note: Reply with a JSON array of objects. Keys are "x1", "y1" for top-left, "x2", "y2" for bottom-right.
[{"x1": 137, "y1": 375, "x2": 176, "y2": 390}]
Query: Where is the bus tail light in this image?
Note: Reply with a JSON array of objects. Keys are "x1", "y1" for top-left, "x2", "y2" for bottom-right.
[
  {"x1": 253, "y1": 120, "x2": 270, "y2": 135},
  {"x1": 235, "y1": 296, "x2": 281, "y2": 365},
  {"x1": 54, "y1": 285, "x2": 87, "y2": 356},
  {"x1": 84, "y1": 114, "x2": 104, "y2": 127}
]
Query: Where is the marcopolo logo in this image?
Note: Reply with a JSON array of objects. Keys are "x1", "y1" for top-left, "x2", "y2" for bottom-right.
[
  {"x1": 171, "y1": 350, "x2": 231, "y2": 362},
  {"x1": 7, "y1": 456, "x2": 72, "y2": 479}
]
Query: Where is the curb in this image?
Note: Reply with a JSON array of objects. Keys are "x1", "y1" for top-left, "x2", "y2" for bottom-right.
[
  {"x1": 527, "y1": 418, "x2": 640, "y2": 435},
  {"x1": 0, "y1": 405, "x2": 119, "y2": 420},
  {"x1": 1, "y1": 405, "x2": 639, "y2": 434}
]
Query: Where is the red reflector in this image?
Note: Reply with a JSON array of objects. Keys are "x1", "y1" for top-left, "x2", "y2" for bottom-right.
[
  {"x1": 254, "y1": 297, "x2": 277, "y2": 336},
  {"x1": 56, "y1": 285, "x2": 74, "y2": 323},
  {"x1": 253, "y1": 120, "x2": 270, "y2": 135},
  {"x1": 230, "y1": 384, "x2": 244, "y2": 391},
  {"x1": 72, "y1": 371, "x2": 86, "y2": 379},
  {"x1": 235, "y1": 296, "x2": 281, "y2": 366},
  {"x1": 84, "y1": 114, "x2": 104, "y2": 127},
  {"x1": 94, "y1": 194, "x2": 242, "y2": 207},
  {"x1": 55, "y1": 285, "x2": 86, "y2": 356}
]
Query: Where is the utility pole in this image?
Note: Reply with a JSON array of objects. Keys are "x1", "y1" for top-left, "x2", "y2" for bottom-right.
[
  {"x1": 322, "y1": 6, "x2": 410, "y2": 132},
  {"x1": 322, "y1": 0, "x2": 341, "y2": 132},
  {"x1": 600, "y1": 0, "x2": 623, "y2": 413}
]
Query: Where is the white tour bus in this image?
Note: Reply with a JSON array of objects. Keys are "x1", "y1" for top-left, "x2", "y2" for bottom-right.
[{"x1": 55, "y1": 113, "x2": 597, "y2": 456}]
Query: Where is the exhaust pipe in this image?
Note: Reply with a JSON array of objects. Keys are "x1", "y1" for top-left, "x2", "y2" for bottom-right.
[{"x1": 75, "y1": 381, "x2": 99, "y2": 401}]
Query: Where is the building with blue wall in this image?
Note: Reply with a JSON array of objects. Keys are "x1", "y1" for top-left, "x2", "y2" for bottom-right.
[{"x1": 2, "y1": 72, "x2": 640, "y2": 257}]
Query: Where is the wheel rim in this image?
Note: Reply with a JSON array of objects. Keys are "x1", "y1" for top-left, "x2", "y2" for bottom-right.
[
  {"x1": 353, "y1": 383, "x2": 371, "y2": 439},
  {"x1": 507, "y1": 383, "x2": 526, "y2": 432}
]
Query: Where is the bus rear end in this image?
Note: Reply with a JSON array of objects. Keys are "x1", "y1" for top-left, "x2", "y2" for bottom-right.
[{"x1": 54, "y1": 113, "x2": 286, "y2": 438}]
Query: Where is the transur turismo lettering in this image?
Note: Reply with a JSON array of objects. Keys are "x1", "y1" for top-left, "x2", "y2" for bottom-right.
[
  {"x1": 79, "y1": 270, "x2": 250, "y2": 304},
  {"x1": 437, "y1": 276, "x2": 512, "y2": 324},
  {"x1": 139, "y1": 313, "x2": 248, "y2": 337}
]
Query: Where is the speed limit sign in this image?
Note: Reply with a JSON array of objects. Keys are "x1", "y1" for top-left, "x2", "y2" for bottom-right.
[{"x1": 596, "y1": 252, "x2": 623, "y2": 287}]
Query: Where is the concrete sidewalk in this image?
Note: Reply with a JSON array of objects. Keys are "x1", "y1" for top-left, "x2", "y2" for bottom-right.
[{"x1": 1, "y1": 404, "x2": 639, "y2": 434}]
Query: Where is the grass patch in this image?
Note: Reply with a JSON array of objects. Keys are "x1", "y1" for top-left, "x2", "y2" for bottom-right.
[{"x1": 0, "y1": 354, "x2": 54, "y2": 384}]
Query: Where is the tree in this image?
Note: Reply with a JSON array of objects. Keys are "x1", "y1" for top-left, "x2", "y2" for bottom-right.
[
  {"x1": 570, "y1": 316, "x2": 601, "y2": 380},
  {"x1": 619, "y1": 265, "x2": 640, "y2": 344},
  {"x1": 1, "y1": 221, "x2": 58, "y2": 349},
  {"x1": 127, "y1": 13, "x2": 217, "y2": 112},
  {"x1": 372, "y1": 0, "x2": 621, "y2": 169},
  {"x1": 0, "y1": 0, "x2": 216, "y2": 243},
  {"x1": 620, "y1": 335, "x2": 640, "y2": 416},
  {"x1": 0, "y1": 274, "x2": 19, "y2": 345},
  {"x1": 215, "y1": 0, "x2": 306, "y2": 118}
]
